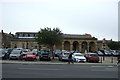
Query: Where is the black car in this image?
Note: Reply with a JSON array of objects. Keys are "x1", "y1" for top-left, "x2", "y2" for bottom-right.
[{"x1": 39, "y1": 50, "x2": 51, "y2": 61}]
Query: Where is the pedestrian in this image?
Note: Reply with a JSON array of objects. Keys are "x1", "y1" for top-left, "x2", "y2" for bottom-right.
[
  {"x1": 117, "y1": 55, "x2": 120, "y2": 64},
  {"x1": 68, "y1": 52, "x2": 74, "y2": 64}
]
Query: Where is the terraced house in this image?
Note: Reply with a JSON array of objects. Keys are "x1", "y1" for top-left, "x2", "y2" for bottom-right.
[{"x1": 10, "y1": 32, "x2": 99, "y2": 52}]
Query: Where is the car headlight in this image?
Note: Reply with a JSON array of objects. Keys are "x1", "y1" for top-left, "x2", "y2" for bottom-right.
[{"x1": 76, "y1": 58, "x2": 79, "y2": 60}]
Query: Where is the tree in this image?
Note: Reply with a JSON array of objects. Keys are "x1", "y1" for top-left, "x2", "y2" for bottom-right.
[
  {"x1": 107, "y1": 41, "x2": 120, "y2": 50},
  {"x1": 36, "y1": 27, "x2": 63, "y2": 59}
]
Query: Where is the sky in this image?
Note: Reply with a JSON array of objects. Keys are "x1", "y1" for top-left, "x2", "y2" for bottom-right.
[{"x1": 0, "y1": 0, "x2": 119, "y2": 41}]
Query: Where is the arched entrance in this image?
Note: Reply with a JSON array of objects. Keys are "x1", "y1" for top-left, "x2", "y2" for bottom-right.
[
  {"x1": 89, "y1": 42, "x2": 95, "y2": 52},
  {"x1": 64, "y1": 41, "x2": 70, "y2": 51},
  {"x1": 82, "y1": 41, "x2": 88, "y2": 52},
  {"x1": 73, "y1": 41, "x2": 79, "y2": 51}
]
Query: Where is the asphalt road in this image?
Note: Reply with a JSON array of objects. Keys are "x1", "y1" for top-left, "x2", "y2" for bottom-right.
[{"x1": 2, "y1": 63, "x2": 118, "y2": 78}]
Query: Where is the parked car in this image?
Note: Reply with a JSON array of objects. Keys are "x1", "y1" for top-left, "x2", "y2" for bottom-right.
[
  {"x1": 84, "y1": 53, "x2": 99, "y2": 63},
  {"x1": 9, "y1": 50, "x2": 22, "y2": 60},
  {"x1": 13, "y1": 48, "x2": 23, "y2": 50},
  {"x1": 6, "y1": 48, "x2": 13, "y2": 59},
  {"x1": 110, "y1": 50, "x2": 120, "y2": 56},
  {"x1": 0, "y1": 49, "x2": 8, "y2": 60},
  {"x1": 72, "y1": 53, "x2": 86, "y2": 62},
  {"x1": 74, "y1": 50, "x2": 80, "y2": 53},
  {"x1": 22, "y1": 49, "x2": 31, "y2": 52},
  {"x1": 58, "y1": 51, "x2": 70, "y2": 61},
  {"x1": 69, "y1": 51, "x2": 75, "y2": 54},
  {"x1": 39, "y1": 50, "x2": 51, "y2": 61},
  {"x1": 22, "y1": 51, "x2": 37, "y2": 61},
  {"x1": 54, "y1": 49, "x2": 62, "y2": 57},
  {"x1": 104, "y1": 50, "x2": 112, "y2": 56},
  {"x1": 32, "y1": 49, "x2": 41, "y2": 56},
  {"x1": 96, "y1": 51, "x2": 104, "y2": 56}
]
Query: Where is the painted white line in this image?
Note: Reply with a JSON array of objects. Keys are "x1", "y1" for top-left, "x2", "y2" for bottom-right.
[
  {"x1": 91, "y1": 66, "x2": 114, "y2": 68},
  {"x1": 19, "y1": 68, "x2": 64, "y2": 70}
]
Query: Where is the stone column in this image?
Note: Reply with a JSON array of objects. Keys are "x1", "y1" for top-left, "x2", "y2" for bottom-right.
[
  {"x1": 87, "y1": 42, "x2": 89, "y2": 52},
  {"x1": 70, "y1": 42, "x2": 73, "y2": 51},
  {"x1": 79, "y1": 42, "x2": 82, "y2": 52},
  {"x1": 24, "y1": 41, "x2": 27, "y2": 49},
  {"x1": 95, "y1": 42, "x2": 98, "y2": 52},
  {"x1": 53, "y1": 45, "x2": 56, "y2": 50}
]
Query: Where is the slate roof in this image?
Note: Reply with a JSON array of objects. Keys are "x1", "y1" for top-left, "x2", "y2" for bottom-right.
[
  {"x1": 11, "y1": 34, "x2": 97, "y2": 41},
  {"x1": 16, "y1": 32, "x2": 37, "y2": 34},
  {"x1": 63, "y1": 34, "x2": 97, "y2": 40},
  {"x1": 11, "y1": 38, "x2": 35, "y2": 41}
]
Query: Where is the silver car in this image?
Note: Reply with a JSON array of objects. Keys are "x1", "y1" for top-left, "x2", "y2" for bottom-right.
[
  {"x1": 59, "y1": 51, "x2": 70, "y2": 61},
  {"x1": 9, "y1": 50, "x2": 22, "y2": 60}
]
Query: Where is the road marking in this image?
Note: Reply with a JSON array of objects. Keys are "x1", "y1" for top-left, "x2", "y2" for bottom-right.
[
  {"x1": 91, "y1": 66, "x2": 118, "y2": 72},
  {"x1": 19, "y1": 68, "x2": 64, "y2": 71},
  {"x1": 91, "y1": 66, "x2": 114, "y2": 67},
  {"x1": 91, "y1": 69, "x2": 117, "y2": 72}
]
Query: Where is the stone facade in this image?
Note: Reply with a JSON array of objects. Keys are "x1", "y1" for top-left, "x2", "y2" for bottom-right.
[
  {"x1": 0, "y1": 32, "x2": 2, "y2": 48},
  {"x1": 11, "y1": 32, "x2": 99, "y2": 52},
  {"x1": 0, "y1": 30, "x2": 14, "y2": 48}
]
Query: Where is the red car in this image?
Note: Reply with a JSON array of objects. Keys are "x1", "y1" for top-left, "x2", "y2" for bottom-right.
[
  {"x1": 22, "y1": 51, "x2": 37, "y2": 61},
  {"x1": 84, "y1": 53, "x2": 99, "y2": 63}
]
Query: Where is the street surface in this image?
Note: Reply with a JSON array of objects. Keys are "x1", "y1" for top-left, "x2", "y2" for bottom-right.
[
  {"x1": 2, "y1": 63, "x2": 118, "y2": 78},
  {"x1": 1, "y1": 56, "x2": 119, "y2": 80}
]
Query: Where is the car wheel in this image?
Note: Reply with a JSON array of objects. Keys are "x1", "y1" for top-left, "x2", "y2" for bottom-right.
[
  {"x1": 58, "y1": 58, "x2": 61, "y2": 61},
  {"x1": 87, "y1": 59, "x2": 90, "y2": 62}
]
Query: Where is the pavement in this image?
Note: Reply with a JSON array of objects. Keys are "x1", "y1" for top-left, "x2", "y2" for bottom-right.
[{"x1": 0, "y1": 56, "x2": 119, "y2": 65}]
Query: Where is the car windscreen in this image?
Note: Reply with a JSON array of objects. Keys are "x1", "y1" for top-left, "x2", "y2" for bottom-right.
[
  {"x1": 27, "y1": 53, "x2": 34, "y2": 55},
  {"x1": 75, "y1": 54, "x2": 83, "y2": 56},
  {"x1": 90, "y1": 54, "x2": 98, "y2": 57},
  {"x1": 41, "y1": 52, "x2": 49, "y2": 55},
  {"x1": 11, "y1": 50, "x2": 21, "y2": 54},
  {"x1": 23, "y1": 49, "x2": 30, "y2": 52},
  {"x1": 0, "y1": 49, "x2": 7, "y2": 53},
  {"x1": 32, "y1": 49, "x2": 37, "y2": 52},
  {"x1": 64, "y1": 53, "x2": 69, "y2": 55},
  {"x1": 0, "y1": 49, "x2": 6, "y2": 54},
  {"x1": 56, "y1": 50, "x2": 61, "y2": 52}
]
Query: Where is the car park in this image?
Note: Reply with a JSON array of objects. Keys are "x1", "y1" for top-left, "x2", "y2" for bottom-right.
[
  {"x1": 72, "y1": 53, "x2": 86, "y2": 62},
  {"x1": 84, "y1": 53, "x2": 99, "y2": 63},
  {"x1": 22, "y1": 51, "x2": 37, "y2": 61},
  {"x1": 9, "y1": 50, "x2": 22, "y2": 60},
  {"x1": 39, "y1": 49, "x2": 51, "y2": 61},
  {"x1": 58, "y1": 51, "x2": 70, "y2": 61}
]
